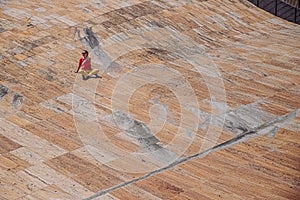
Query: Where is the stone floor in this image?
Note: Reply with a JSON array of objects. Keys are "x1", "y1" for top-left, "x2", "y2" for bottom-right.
[{"x1": 0, "y1": 0, "x2": 299, "y2": 199}]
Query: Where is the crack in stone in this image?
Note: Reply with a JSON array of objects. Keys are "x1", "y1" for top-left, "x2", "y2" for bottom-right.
[
  {"x1": 211, "y1": 110, "x2": 297, "y2": 151},
  {"x1": 84, "y1": 110, "x2": 297, "y2": 200},
  {"x1": 23, "y1": 170, "x2": 49, "y2": 186}
]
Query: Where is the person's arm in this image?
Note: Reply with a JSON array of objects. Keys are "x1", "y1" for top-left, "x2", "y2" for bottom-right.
[{"x1": 75, "y1": 58, "x2": 83, "y2": 73}]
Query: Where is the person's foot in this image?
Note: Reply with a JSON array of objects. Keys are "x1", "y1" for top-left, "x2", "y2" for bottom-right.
[{"x1": 90, "y1": 74, "x2": 102, "y2": 78}]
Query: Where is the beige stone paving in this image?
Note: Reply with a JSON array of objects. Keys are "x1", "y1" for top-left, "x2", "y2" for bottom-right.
[{"x1": 0, "y1": 0, "x2": 299, "y2": 199}]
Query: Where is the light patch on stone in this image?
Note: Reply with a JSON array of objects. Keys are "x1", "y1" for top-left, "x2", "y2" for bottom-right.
[
  {"x1": 11, "y1": 147, "x2": 45, "y2": 165},
  {"x1": 30, "y1": 16, "x2": 47, "y2": 25},
  {"x1": 57, "y1": 16, "x2": 77, "y2": 26},
  {"x1": 17, "y1": 61, "x2": 27, "y2": 67},
  {"x1": 0, "y1": 119, "x2": 67, "y2": 161},
  {"x1": 2, "y1": 8, "x2": 30, "y2": 19},
  {"x1": 34, "y1": 7, "x2": 46, "y2": 12},
  {"x1": 84, "y1": 145, "x2": 120, "y2": 164},
  {"x1": 148, "y1": 103, "x2": 167, "y2": 135},
  {"x1": 189, "y1": 100, "x2": 282, "y2": 136}
]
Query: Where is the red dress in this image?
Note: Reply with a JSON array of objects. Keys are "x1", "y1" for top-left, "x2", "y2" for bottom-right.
[{"x1": 76, "y1": 57, "x2": 91, "y2": 72}]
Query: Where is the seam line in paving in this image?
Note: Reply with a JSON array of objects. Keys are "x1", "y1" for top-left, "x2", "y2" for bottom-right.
[{"x1": 84, "y1": 110, "x2": 297, "y2": 199}]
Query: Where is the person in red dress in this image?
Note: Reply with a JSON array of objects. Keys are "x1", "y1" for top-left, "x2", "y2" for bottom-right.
[{"x1": 75, "y1": 50, "x2": 100, "y2": 80}]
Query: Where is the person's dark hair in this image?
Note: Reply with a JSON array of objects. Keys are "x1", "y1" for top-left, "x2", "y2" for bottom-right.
[{"x1": 82, "y1": 50, "x2": 89, "y2": 55}]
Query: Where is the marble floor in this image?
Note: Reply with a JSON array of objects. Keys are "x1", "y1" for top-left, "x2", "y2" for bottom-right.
[{"x1": 0, "y1": 0, "x2": 299, "y2": 199}]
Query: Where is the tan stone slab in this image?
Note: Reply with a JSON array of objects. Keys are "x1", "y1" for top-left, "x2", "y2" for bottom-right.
[
  {"x1": 0, "y1": 0, "x2": 300, "y2": 199},
  {"x1": 218, "y1": 146, "x2": 265, "y2": 165},
  {"x1": 21, "y1": 163, "x2": 93, "y2": 199},
  {"x1": 188, "y1": 157, "x2": 296, "y2": 198},
  {"x1": 186, "y1": 186, "x2": 244, "y2": 200},
  {"x1": 20, "y1": 102, "x2": 63, "y2": 121},
  {"x1": 104, "y1": 153, "x2": 162, "y2": 174},
  {"x1": 262, "y1": 149, "x2": 299, "y2": 173},
  {"x1": 72, "y1": 145, "x2": 120, "y2": 166},
  {"x1": 13, "y1": 53, "x2": 27, "y2": 61},
  {"x1": 277, "y1": 141, "x2": 300, "y2": 158},
  {"x1": 44, "y1": 153, "x2": 95, "y2": 178},
  {"x1": 0, "y1": 134, "x2": 21, "y2": 154},
  {"x1": 172, "y1": 190, "x2": 222, "y2": 200},
  {"x1": 177, "y1": 159, "x2": 224, "y2": 181},
  {"x1": 0, "y1": 155, "x2": 21, "y2": 171},
  {"x1": 0, "y1": 169, "x2": 48, "y2": 199},
  {"x1": 107, "y1": 133, "x2": 140, "y2": 153},
  {"x1": 25, "y1": 163, "x2": 66, "y2": 185},
  {"x1": 0, "y1": 119, "x2": 67, "y2": 161},
  {"x1": 112, "y1": 183, "x2": 161, "y2": 200},
  {"x1": 109, "y1": 187, "x2": 149, "y2": 200},
  {"x1": 205, "y1": 174, "x2": 281, "y2": 200},
  {"x1": 259, "y1": 101, "x2": 294, "y2": 116},
  {"x1": 134, "y1": 175, "x2": 185, "y2": 199},
  {"x1": 4, "y1": 113, "x2": 38, "y2": 129},
  {"x1": 224, "y1": 164, "x2": 293, "y2": 190},
  {"x1": 248, "y1": 156, "x2": 299, "y2": 187},
  {"x1": 44, "y1": 112, "x2": 78, "y2": 136},
  {"x1": 155, "y1": 168, "x2": 206, "y2": 190},
  {"x1": 19, "y1": 185, "x2": 74, "y2": 200},
  {"x1": 0, "y1": 153, "x2": 31, "y2": 172},
  {"x1": 267, "y1": 90, "x2": 300, "y2": 110},
  {"x1": 10, "y1": 147, "x2": 45, "y2": 165},
  {"x1": 216, "y1": 165, "x2": 299, "y2": 199},
  {"x1": 273, "y1": 128, "x2": 300, "y2": 144},
  {"x1": 70, "y1": 146, "x2": 144, "y2": 182},
  {"x1": 14, "y1": 170, "x2": 48, "y2": 192},
  {"x1": 93, "y1": 193, "x2": 120, "y2": 200},
  {"x1": 0, "y1": 183, "x2": 27, "y2": 200},
  {"x1": 55, "y1": 177, "x2": 94, "y2": 199},
  {"x1": 72, "y1": 170, "x2": 123, "y2": 193}
]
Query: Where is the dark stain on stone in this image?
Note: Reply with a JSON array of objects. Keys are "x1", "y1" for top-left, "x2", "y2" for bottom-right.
[
  {"x1": 103, "y1": 11, "x2": 129, "y2": 26},
  {"x1": 27, "y1": 23, "x2": 35, "y2": 28},
  {"x1": 18, "y1": 35, "x2": 57, "y2": 51},
  {"x1": 38, "y1": 68, "x2": 57, "y2": 81},
  {"x1": 148, "y1": 21, "x2": 164, "y2": 28},
  {"x1": 112, "y1": 111, "x2": 160, "y2": 149},
  {"x1": 127, "y1": 2, "x2": 164, "y2": 18},
  {"x1": 11, "y1": 93, "x2": 24, "y2": 110},
  {"x1": 0, "y1": 84, "x2": 8, "y2": 99},
  {"x1": 101, "y1": 20, "x2": 117, "y2": 29},
  {"x1": 115, "y1": 7, "x2": 136, "y2": 20},
  {"x1": 146, "y1": 48, "x2": 173, "y2": 61},
  {"x1": 101, "y1": 2, "x2": 164, "y2": 30},
  {"x1": 0, "y1": 27, "x2": 5, "y2": 33}
]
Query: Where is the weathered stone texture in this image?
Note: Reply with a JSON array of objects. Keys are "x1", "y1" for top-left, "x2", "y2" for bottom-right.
[{"x1": 0, "y1": 0, "x2": 299, "y2": 199}]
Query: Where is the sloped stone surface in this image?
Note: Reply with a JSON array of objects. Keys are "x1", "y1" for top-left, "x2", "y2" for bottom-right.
[{"x1": 0, "y1": 0, "x2": 299, "y2": 199}]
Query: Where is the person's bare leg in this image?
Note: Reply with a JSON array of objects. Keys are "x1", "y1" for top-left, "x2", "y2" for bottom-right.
[
  {"x1": 79, "y1": 71, "x2": 88, "y2": 80},
  {"x1": 89, "y1": 69, "x2": 101, "y2": 78}
]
